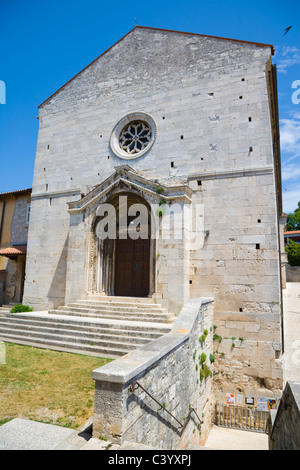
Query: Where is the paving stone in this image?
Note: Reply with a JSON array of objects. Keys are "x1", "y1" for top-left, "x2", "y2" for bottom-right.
[{"x1": 0, "y1": 418, "x2": 74, "y2": 450}]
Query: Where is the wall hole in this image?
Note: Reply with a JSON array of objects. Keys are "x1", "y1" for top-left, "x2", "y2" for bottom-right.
[{"x1": 256, "y1": 244, "x2": 260, "y2": 249}]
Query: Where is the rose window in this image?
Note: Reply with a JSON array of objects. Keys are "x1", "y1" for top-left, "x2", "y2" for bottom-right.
[
  {"x1": 110, "y1": 112, "x2": 156, "y2": 160},
  {"x1": 119, "y1": 121, "x2": 152, "y2": 155}
]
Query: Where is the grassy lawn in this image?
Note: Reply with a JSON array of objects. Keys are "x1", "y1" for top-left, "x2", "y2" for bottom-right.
[{"x1": 0, "y1": 342, "x2": 113, "y2": 429}]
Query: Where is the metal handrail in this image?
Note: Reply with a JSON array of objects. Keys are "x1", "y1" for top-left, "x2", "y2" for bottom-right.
[{"x1": 129, "y1": 381, "x2": 203, "y2": 430}]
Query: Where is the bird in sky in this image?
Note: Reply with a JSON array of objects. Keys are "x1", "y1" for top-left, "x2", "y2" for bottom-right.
[{"x1": 283, "y1": 26, "x2": 292, "y2": 36}]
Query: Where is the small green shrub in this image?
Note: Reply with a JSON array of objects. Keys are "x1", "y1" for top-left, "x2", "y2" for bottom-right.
[
  {"x1": 199, "y1": 334, "x2": 206, "y2": 345},
  {"x1": 159, "y1": 198, "x2": 167, "y2": 206},
  {"x1": 200, "y1": 363, "x2": 212, "y2": 381},
  {"x1": 209, "y1": 353, "x2": 215, "y2": 363},
  {"x1": 199, "y1": 352, "x2": 207, "y2": 364},
  {"x1": 213, "y1": 334, "x2": 222, "y2": 343},
  {"x1": 10, "y1": 304, "x2": 33, "y2": 313}
]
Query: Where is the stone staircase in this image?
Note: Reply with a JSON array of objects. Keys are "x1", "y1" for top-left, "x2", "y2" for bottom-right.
[{"x1": 0, "y1": 297, "x2": 175, "y2": 358}]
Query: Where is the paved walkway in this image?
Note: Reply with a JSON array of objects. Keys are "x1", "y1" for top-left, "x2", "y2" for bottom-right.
[
  {"x1": 203, "y1": 426, "x2": 268, "y2": 450},
  {"x1": 282, "y1": 282, "x2": 300, "y2": 384}
]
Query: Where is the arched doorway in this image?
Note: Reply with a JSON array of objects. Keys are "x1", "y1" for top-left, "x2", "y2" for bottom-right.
[{"x1": 92, "y1": 191, "x2": 154, "y2": 298}]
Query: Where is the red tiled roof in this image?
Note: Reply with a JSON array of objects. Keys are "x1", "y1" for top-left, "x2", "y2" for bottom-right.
[
  {"x1": 38, "y1": 26, "x2": 275, "y2": 109},
  {"x1": 0, "y1": 245, "x2": 27, "y2": 256},
  {"x1": 0, "y1": 188, "x2": 32, "y2": 197},
  {"x1": 284, "y1": 231, "x2": 300, "y2": 235}
]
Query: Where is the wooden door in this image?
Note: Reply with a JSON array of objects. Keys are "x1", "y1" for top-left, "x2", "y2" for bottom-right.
[{"x1": 115, "y1": 238, "x2": 150, "y2": 297}]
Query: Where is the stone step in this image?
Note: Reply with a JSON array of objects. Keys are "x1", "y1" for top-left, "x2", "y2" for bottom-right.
[
  {"x1": 0, "y1": 326, "x2": 147, "y2": 351},
  {"x1": 0, "y1": 311, "x2": 173, "y2": 358},
  {"x1": 49, "y1": 308, "x2": 173, "y2": 323},
  {"x1": 0, "y1": 307, "x2": 10, "y2": 312},
  {"x1": 1, "y1": 312, "x2": 172, "y2": 333},
  {"x1": 0, "y1": 322, "x2": 153, "y2": 346},
  {"x1": 85, "y1": 295, "x2": 155, "y2": 304},
  {"x1": 68, "y1": 301, "x2": 166, "y2": 312},
  {"x1": 0, "y1": 316, "x2": 168, "y2": 338},
  {"x1": 0, "y1": 332, "x2": 130, "y2": 358}
]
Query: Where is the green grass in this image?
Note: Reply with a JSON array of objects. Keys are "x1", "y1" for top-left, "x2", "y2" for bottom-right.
[{"x1": 0, "y1": 343, "x2": 113, "y2": 429}]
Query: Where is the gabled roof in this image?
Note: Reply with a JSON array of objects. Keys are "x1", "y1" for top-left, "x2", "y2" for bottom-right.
[{"x1": 38, "y1": 26, "x2": 275, "y2": 109}]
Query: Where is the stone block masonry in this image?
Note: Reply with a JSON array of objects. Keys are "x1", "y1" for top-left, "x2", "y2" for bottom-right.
[
  {"x1": 92, "y1": 298, "x2": 214, "y2": 449},
  {"x1": 23, "y1": 26, "x2": 283, "y2": 396},
  {"x1": 268, "y1": 381, "x2": 300, "y2": 450}
]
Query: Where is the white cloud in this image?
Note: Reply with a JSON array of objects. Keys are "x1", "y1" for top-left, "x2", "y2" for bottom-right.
[
  {"x1": 280, "y1": 112, "x2": 300, "y2": 213},
  {"x1": 280, "y1": 114, "x2": 300, "y2": 156},
  {"x1": 282, "y1": 164, "x2": 300, "y2": 182},
  {"x1": 282, "y1": 184, "x2": 300, "y2": 214},
  {"x1": 275, "y1": 45, "x2": 300, "y2": 74}
]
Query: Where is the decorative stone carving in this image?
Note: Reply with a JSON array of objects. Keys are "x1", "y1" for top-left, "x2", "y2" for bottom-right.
[{"x1": 110, "y1": 112, "x2": 157, "y2": 160}]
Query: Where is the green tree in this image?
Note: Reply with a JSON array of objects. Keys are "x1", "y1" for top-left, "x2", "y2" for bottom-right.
[
  {"x1": 286, "y1": 201, "x2": 300, "y2": 231},
  {"x1": 285, "y1": 239, "x2": 300, "y2": 266}
]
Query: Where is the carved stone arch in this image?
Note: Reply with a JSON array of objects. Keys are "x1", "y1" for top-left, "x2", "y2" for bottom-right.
[
  {"x1": 89, "y1": 189, "x2": 155, "y2": 297},
  {"x1": 67, "y1": 167, "x2": 192, "y2": 300}
]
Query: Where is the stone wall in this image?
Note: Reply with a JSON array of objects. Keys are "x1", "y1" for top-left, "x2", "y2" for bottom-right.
[
  {"x1": 92, "y1": 298, "x2": 214, "y2": 449},
  {"x1": 24, "y1": 27, "x2": 283, "y2": 392},
  {"x1": 286, "y1": 265, "x2": 300, "y2": 282},
  {"x1": 0, "y1": 270, "x2": 6, "y2": 306},
  {"x1": 268, "y1": 381, "x2": 300, "y2": 450}
]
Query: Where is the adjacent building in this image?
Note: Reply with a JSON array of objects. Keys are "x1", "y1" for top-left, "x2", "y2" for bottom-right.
[{"x1": 0, "y1": 188, "x2": 31, "y2": 306}]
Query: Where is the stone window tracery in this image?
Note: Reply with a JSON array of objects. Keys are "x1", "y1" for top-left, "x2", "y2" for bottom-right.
[
  {"x1": 119, "y1": 121, "x2": 152, "y2": 155},
  {"x1": 110, "y1": 112, "x2": 156, "y2": 160}
]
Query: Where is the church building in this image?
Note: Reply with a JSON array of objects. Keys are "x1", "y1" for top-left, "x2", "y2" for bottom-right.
[{"x1": 23, "y1": 26, "x2": 284, "y2": 390}]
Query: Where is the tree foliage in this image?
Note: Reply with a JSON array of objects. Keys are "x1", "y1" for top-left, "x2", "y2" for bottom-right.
[
  {"x1": 285, "y1": 240, "x2": 300, "y2": 266},
  {"x1": 286, "y1": 201, "x2": 300, "y2": 231}
]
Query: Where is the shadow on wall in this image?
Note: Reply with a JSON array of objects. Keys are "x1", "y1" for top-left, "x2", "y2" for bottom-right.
[{"x1": 47, "y1": 235, "x2": 69, "y2": 309}]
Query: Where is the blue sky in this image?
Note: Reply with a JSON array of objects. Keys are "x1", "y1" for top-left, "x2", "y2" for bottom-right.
[{"x1": 0, "y1": 0, "x2": 299, "y2": 213}]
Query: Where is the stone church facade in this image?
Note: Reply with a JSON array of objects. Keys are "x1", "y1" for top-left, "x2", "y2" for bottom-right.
[{"x1": 23, "y1": 26, "x2": 284, "y2": 390}]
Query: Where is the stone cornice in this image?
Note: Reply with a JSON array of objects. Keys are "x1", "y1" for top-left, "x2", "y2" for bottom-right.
[{"x1": 188, "y1": 166, "x2": 274, "y2": 181}]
